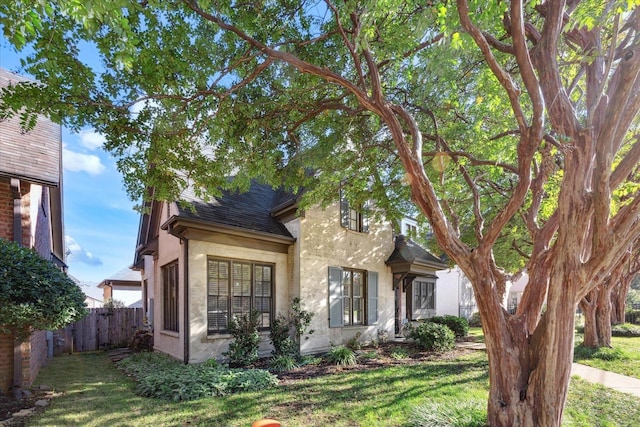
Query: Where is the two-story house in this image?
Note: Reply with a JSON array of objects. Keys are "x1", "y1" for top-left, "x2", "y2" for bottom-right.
[
  {"x1": 0, "y1": 68, "x2": 65, "y2": 394},
  {"x1": 133, "y1": 180, "x2": 457, "y2": 363}
]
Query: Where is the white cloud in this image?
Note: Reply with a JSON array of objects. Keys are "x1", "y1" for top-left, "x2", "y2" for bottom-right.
[
  {"x1": 65, "y1": 235, "x2": 103, "y2": 266},
  {"x1": 63, "y1": 147, "x2": 106, "y2": 175},
  {"x1": 79, "y1": 130, "x2": 106, "y2": 150}
]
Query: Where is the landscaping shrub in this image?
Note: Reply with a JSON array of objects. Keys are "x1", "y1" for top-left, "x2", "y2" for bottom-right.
[
  {"x1": 269, "y1": 354, "x2": 299, "y2": 372},
  {"x1": 574, "y1": 345, "x2": 629, "y2": 361},
  {"x1": 389, "y1": 346, "x2": 410, "y2": 360},
  {"x1": 468, "y1": 312, "x2": 482, "y2": 327},
  {"x1": 358, "y1": 351, "x2": 379, "y2": 361},
  {"x1": 409, "y1": 398, "x2": 487, "y2": 427},
  {"x1": 625, "y1": 309, "x2": 640, "y2": 324},
  {"x1": 612, "y1": 323, "x2": 640, "y2": 337},
  {"x1": 407, "y1": 322, "x2": 455, "y2": 352},
  {"x1": 299, "y1": 355, "x2": 323, "y2": 366},
  {"x1": 225, "y1": 309, "x2": 261, "y2": 367},
  {"x1": 270, "y1": 315, "x2": 297, "y2": 357},
  {"x1": 128, "y1": 329, "x2": 153, "y2": 352},
  {"x1": 326, "y1": 345, "x2": 357, "y2": 366},
  {"x1": 427, "y1": 315, "x2": 469, "y2": 338},
  {"x1": 269, "y1": 297, "x2": 314, "y2": 358},
  {"x1": 0, "y1": 239, "x2": 88, "y2": 340},
  {"x1": 117, "y1": 352, "x2": 278, "y2": 401},
  {"x1": 346, "y1": 332, "x2": 362, "y2": 351}
]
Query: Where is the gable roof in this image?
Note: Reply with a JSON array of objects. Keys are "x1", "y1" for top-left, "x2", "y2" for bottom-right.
[
  {"x1": 386, "y1": 235, "x2": 448, "y2": 270},
  {"x1": 98, "y1": 267, "x2": 141, "y2": 289},
  {"x1": 175, "y1": 182, "x2": 295, "y2": 238}
]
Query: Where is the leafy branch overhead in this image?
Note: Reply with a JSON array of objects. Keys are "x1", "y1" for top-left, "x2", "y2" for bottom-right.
[{"x1": 1, "y1": 1, "x2": 639, "y2": 425}]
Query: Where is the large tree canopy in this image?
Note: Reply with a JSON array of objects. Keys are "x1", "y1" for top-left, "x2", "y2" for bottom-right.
[
  {"x1": 0, "y1": 239, "x2": 88, "y2": 340},
  {"x1": 1, "y1": 1, "x2": 639, "y2": 425}
]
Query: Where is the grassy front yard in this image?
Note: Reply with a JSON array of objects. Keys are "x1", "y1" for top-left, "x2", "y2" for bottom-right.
[
  {"x1": 25, "y1": 346, "x2": 640, "y2": 427},
  {"x1": 574, "y1": 335, "x2": 640, "y2": 379}
]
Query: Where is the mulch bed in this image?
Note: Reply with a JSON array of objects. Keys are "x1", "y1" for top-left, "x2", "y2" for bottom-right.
[{"x1": 260, "y1": 341, "x2": 475, "y2": 385}]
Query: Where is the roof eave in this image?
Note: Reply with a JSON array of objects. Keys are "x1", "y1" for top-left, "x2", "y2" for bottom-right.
[{"x1": 161, "y1": 215, "x2": 296, "y2": 245}]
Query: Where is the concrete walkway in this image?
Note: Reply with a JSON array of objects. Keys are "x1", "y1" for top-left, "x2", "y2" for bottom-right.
[
  {"x1": 571, "y1": 363, "x2": 640, "y2": 397},
  {"x1": 456, "y1": 341, "x2": 640, "y2": 398}
]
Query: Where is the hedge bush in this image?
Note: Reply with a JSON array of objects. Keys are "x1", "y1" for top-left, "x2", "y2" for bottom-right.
[
  {"x1": 612, "y1": 323, "x2": 640, "y2": 337},
  {"x1": 426, "y1": 315, "x2": 469, "y2": 338},
  {"x1": 0, "y1": 239, "x2": 88, "y2": 340},
  {"x1": 407, "y1": 322, "x2": 455, "y2": 352},
  {"x1": 468, "y1": 312, "x2": 482, "y2": 327}
]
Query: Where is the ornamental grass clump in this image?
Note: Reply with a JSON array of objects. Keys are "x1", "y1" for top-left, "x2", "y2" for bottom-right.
[
  {"x1": 326, "y1": 345, "x2": 357, "y2": 366},
  {"x1": 409, "y1": 398, "x2": 487, "y2": 427}
]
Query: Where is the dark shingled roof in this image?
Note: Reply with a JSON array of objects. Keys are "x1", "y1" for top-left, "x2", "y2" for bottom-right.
[
  {"x1": 176, "y1": 181, "x2": 295, "y2": 238},
  {"x1": 386, "y1": 235, "x2": 446, "y2": 266}
]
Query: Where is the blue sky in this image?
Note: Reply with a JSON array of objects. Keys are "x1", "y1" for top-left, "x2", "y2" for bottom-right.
[{"x1": 1, "y1": 40, "x2": 140, "y2": 292}]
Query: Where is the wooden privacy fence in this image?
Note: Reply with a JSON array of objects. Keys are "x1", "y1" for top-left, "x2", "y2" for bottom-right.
[{"x1": 54, "y1": 307, "x2": 144, "y2": 354}]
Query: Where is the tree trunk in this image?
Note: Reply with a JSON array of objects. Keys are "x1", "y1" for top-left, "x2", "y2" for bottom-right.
[
  {"x1": 470, "y1": 259, "x2": 577, "y2": 426},
  {"x1": 580, "y1": 293, "x2": 599, "y2": 347},
  {"x1": 596, "y1": 286, "x2": 613, "y2": 347},
  {"x1": 611, "y1": 276, "x2": 631, "y2": 325}
]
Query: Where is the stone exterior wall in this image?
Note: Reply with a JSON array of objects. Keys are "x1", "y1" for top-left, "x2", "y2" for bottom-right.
[
  {"x1": 291, "y1": 203, "x2": 396, "y2": 354},
  {"x1": 152, "y1": 201, "x2": 183, "y2": 361},
  {"x1": 187, "y1": 240, "x2": 290, "y2": 363}
]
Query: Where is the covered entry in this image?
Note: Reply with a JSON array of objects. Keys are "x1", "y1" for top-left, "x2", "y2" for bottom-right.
[{"x1": 386, "y1": 235, "x2": 448, "y2": 335}]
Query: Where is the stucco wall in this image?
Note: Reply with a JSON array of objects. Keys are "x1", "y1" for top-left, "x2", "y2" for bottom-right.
[
  {"x1": 153, "y1": 202, "x2": 183, "y2": 361},
  {"x1": 435, "y1": 268, "x2": 462, "y2": 317},
  {"x1": 187, "y1": 240, "x2": 290, "y2": 363},
  {"x1": 293, "y1": 203, "x2": 396, "y2": 354}
]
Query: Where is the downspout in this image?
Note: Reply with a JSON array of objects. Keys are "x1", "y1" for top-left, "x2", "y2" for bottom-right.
[{"x1": 182, "y1": 236, "x2": 190, "y2": 364}]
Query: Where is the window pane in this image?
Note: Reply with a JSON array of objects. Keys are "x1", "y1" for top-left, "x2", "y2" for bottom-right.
[
  {"x1": 342, "y1": 271, "x2": 351, "y2": 296},
  {"x1": 344, "y1": 297, "x2": 351, "y2": 325},
  {"x1": 353, "y1": 297, "x2": 362, "y2": 324},
  {"x1": 208, "y1": 258, "x2": 274, "y2": 333},
  {"x1": 162, "y1": 261, "x2": 179, "y2": 332},
  {"x1": 353, "y1": 272, "x2": 362, "y2": 297}
]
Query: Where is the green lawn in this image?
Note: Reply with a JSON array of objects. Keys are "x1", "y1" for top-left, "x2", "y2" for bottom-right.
[
  {"x1": 26, "y1": 348, "x2": 640, "y2": 427},
  {"x1": 574, "y1": 335, "x2": 640, "y2": 379}
]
